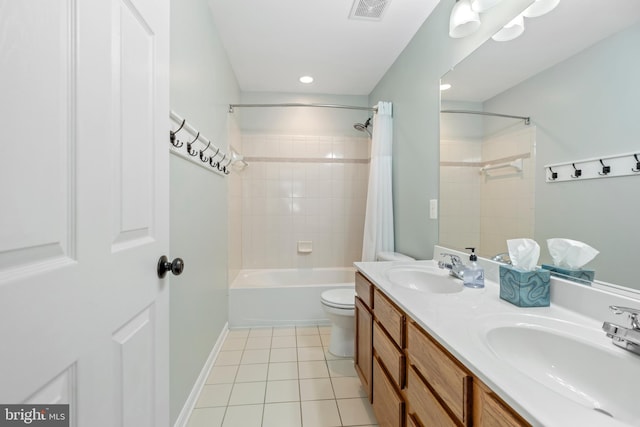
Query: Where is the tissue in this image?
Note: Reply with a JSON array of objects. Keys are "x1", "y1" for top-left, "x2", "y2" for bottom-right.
[
  {"x1": 507, "y1": 238, "x2": 540, "y2": 272},
  {"x1": 547, "y1": 238, "x2": 599, "y2": 269}
]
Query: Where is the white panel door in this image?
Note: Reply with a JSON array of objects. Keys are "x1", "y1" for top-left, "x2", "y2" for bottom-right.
[{"x1": 0, "y1": 0, "x2": 170, "y2": 426}]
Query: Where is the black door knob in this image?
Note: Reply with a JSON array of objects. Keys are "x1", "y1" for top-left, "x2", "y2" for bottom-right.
[{"x1": 157, "y1": 255, "x2": 185, "y2": 278}]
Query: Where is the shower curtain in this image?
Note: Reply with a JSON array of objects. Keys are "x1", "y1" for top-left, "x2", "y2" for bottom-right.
[{"x1": 361, "y1": 101, "x2": 394, "y2": 262}]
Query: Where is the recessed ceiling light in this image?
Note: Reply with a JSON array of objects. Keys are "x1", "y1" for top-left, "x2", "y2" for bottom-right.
[
  {"x1": 299, "y1": 76, "x2": 314, "y2": 84},
  {"x1": 440, "y1": 83, "x2": 452, "y2": 91}
]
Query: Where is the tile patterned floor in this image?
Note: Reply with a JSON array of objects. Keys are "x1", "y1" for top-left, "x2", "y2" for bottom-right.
[{"x1": 187, "y1": 325, "x2": 378, "y2": 427}]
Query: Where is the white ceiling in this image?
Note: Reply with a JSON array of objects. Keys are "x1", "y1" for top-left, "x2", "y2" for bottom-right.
[
  {"x1": 441, "y1": 0, "x2": 640, "y2": 102},
  {"x1": 207, "y1": 0, "x2": 441, "y2": 95}
]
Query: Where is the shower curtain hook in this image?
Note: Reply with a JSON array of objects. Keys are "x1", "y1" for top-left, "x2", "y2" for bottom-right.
[{"x1": 186, "y1": 132, "x2": 200, "y2": 156}]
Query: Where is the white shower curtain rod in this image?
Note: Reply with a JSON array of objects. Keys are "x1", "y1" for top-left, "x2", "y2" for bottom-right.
[
  {"x1": 228, "y1": 103, "x2": 378, "y2": 113},
  {"x1": 441, "y1": 109, "x2": 530, "y2": 125}
]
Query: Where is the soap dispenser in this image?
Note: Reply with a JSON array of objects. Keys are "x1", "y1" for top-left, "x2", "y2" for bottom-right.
[{"x1": 463, "y1": 247, "x2": 484, "y2": 289}]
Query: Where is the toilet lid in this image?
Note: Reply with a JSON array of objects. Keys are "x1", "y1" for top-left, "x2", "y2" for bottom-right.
[{"x1": 321, "y1": 289, "x2": 355, "y2": 309}]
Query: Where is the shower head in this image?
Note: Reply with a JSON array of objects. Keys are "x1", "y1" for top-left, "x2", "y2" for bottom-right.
[{"x1": 353, "y1": 117, "x2": 372, "y2": 137}]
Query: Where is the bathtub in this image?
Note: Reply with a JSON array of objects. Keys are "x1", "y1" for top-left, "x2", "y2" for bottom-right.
[{"x1": 229, "y1": 267, "x2": 355, "y2": 328}]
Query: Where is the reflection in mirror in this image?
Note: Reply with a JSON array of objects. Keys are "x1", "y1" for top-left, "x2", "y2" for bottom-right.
[{"x1": 439, "y1": 0, "x2": 640, "y2": 291}]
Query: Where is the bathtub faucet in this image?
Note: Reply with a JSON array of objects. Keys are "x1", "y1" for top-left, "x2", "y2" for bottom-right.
[{"x1": 438, "y1": 253, "x2": 465, "y2": 280}]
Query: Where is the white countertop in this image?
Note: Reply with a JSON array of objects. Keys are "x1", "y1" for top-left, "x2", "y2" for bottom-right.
[{"x1": 354, "y1": 257, "x2": 640, "y2": 427}]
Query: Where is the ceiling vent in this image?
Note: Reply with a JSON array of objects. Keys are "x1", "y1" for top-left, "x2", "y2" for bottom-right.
[{"x1": 349, "y1": 0, "x2": 390, "y2": 21}]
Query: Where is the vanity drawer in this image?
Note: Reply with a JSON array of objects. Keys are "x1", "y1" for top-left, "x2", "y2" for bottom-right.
[
  {"x1": 374, "y1": 289, "x2": 404, "y2": 347},
  {"x1": 372, "y1": 356, "x2": 404, "y2": 427},
  {"x1": 355, "y1": 272, "x2": 373, "y2": 309},
  {"x1": 373, "y1": 320, "x2": 404, "y2": 387},
  {"x1": 407, "y1": 365, "x2": 457, "y2": 427},
  {"x1": 407, "y1": 321, "x2": 471, "y2": 425}
]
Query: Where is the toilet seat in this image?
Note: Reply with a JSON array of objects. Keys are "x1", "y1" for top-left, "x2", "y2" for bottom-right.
[{"x1": 321, "y1": 289, "x2": 355, "y2": 310}]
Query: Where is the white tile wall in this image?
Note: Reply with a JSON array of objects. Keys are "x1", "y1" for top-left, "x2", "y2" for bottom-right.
[
  {"x1": 439, "y1": 125, "x2": 536, "y2": 256},
  {"x1": 228, "y1": 117, "x2": 243, "y2": 283},
  {"x1": 241, "y1": 134, "x2": 370, "y2": 269},
  {"x1": 439, "y1": 138, "x2": 482, "y2": 250},
  {"x1": 480, "y1": 126, "x2": 536, "y2": 255}
]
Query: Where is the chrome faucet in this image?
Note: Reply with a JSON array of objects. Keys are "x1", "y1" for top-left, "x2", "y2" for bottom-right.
[
  {"x1": 438, "y1": 253, "x2": 465, "y2": 280},
  {"x1": 491, "y1": 252, "x2": 512, "y2": 265},
  {"x1": 602, "y1": 305, "x2": 640, "y2": 356}
]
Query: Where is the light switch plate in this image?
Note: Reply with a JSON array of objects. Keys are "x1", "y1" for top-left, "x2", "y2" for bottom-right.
[{"x1": 429, "y1": 199, "x2": 438, "y2": 219}]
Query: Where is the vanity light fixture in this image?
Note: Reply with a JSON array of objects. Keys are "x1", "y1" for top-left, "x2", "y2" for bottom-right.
[
  {"x1": 491, "y1": 14, "x2": 525, "y2": 42},
  {"x1": 449, "y1": 0, "x2": 481, "y2": 38},
  {"x1": 299, "y1": 75, "x2": 314, "y2": 84},
  {"x1": 522, "y1": 0, "x2": 560, "y2": 18},
  {"x1": 470, "y1": 0, "x2": 503, "y2": 13},
  {"x1": 491, "y1": 0, "x2": 560, "y2": 42}
]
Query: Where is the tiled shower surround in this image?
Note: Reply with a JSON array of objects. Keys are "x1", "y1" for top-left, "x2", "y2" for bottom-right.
[
  {"x1": 440, "y1": 125, "x2": 535, "y2": 255},
  {"x1": 240, "y1": 134, "x2": 370, "y2": 269}
]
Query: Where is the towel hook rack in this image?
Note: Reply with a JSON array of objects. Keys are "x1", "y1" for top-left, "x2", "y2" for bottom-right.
[{"x1": 170, "y1": 110, "x2": 247, "y2": 177}]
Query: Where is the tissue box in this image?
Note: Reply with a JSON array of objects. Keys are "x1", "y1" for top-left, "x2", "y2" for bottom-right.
[
  {"x1": 541, "y1": 264, "x2": 594, "y2": 284},
  {"x1": 499, "y1": 265, "x2": 550, "y2": 307}
]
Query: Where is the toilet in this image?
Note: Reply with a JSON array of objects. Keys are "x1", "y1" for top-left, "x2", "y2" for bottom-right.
[{"x1": 320, "y1": 251, "x2": 415, "y2": 357}]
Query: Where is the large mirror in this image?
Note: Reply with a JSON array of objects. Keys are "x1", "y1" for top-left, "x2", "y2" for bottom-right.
[{"x1": 439, "y1": 0, "x2": 640, "y2": 291}]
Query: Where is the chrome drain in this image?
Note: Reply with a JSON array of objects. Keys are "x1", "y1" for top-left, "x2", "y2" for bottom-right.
[{"x1": 593, "y1": 408, "x2": 613, "y2": 418}]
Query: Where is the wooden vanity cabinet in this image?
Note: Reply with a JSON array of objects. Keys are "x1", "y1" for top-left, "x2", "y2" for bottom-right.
[
  {"x1": 355, "y1": 272, "x2": 373, "y2": 400},
  {"x1": 371, "y1": 288, "x2": 406, "y2": 427},
  {"x1": 354, "y1": 272, "x2": 531, "y2": 427}
]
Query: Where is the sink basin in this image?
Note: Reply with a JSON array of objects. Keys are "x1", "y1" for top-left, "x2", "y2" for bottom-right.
[
  {"x1": 476, "y1": 314, "x2": 640, "y2": 424},
  {"x1": 385, "y1": 266, "x2": 463, "y2": 294}
]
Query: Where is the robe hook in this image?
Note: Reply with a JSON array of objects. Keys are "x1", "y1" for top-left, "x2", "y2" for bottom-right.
[
  {"x1": 209, "y1": 148, "x2": 221, "y2": 167},
  {"x1": 571, "y1": 163, "x2": 582, "y2": 178},
  {"x1": 199, "y1": 141, "x2": 211, "y2": 163},
  {"x1": 169, "y1": 119, "x2": 186, "y2": 147},
  {"x1": 221, "y1": 154, "x2": 234, "y2": 175},
  {"x1": 633, "y1": 154, "x2": 640, "y2": 173},
  {"x1": 186, "y1": 132, "x2": 200, "y2": 156},
  {"x1": 216, "y1": 154, "x2": 226, "y2": 171},
  {"x1": 598, "y1": 159, "x2": 611, "y2": 176},
  {"x1": 548, "y1": 167, "x2": 558, "y2": 180}
]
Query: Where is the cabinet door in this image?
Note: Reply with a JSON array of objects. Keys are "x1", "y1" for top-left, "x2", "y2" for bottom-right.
[
  {"x1": 473, "y1": 382, "x2": 531, "y2": 427},
  {"x1": 407, "y1": 322, "x2": 471, "y2": 425},
  {"x1": 355, "y1": 297, "x2": 373, "y2": 400},
  {"x1": 372, "y1": 357, "x2": 404, "y2": 427},
  {"x1": 406, "y1": 365, "x2": 457, "y2": 427}
]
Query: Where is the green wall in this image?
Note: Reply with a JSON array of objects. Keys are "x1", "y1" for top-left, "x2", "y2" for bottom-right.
[
  {"x1": 369, "y1": 0, "x2": 533, "y2": 259},
  {"x1": 169, "y1": 0, "x2": 240, "y2": 423}
]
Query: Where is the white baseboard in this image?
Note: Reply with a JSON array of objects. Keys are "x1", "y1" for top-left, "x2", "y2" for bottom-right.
[{"x1": 173, "y1": 323, "x2": 229, "y2": 427}]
